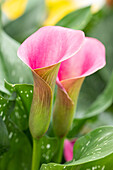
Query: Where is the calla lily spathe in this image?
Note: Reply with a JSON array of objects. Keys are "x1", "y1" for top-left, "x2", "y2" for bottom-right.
[
  {"x1": 53, "y1": 37, "x2": 106, "y2": 138},
  {"x1": 17, "y1": 26, "x2": 85, "y2": 139},
  {"x1": 44, "y1": 0, "x2": 76, "y2": 26}
]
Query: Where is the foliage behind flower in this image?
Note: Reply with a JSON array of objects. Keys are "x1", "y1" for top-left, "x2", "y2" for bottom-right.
[
  {"x1": 44, "y1": 0, "x2": 105, "y2": 26},
  {"x1": 2, "y1": 0, "x2": 105, "y2": 25}
]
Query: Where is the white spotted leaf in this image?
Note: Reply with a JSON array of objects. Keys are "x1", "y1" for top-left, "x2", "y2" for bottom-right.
[
  {"x1": 4, "y1": 81, "x2": 33, "y2": 130},
  {"x1": 0, "y1": 119, "x2": 32, "y2": 170},
  {"x1": 40, "y1": 126, "x2": 113, "y2": 170},
  {"x1": 40, "y1": 136, "x2": 58, "y2": 164}
]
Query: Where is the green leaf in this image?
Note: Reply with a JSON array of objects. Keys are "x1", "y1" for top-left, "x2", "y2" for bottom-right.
[
  {"x1": 77, "y1": 72, "x2": 106, "y2": 115},
  {"x1": 0, "y1": 93, "x2": 15, "y2": 122},
  {"x1": 73, "y1": 126, "x2": 113, "y2": 163},
  {"x1": 0, "y1": 80, "x2": 33, "y2": 131},
  {"x1": 40, "y1": 126, "x2": 113, "y2": 170},
  {"x1": 4, "y1": 81, "x2": 33, "y2": 130},
  {"x1": 85, "y1": 7, "x2": 113, "y2": 76},
  {"x1": 67, "y1": 119, "x2": 86, "y2": 139},
  {"x1": 0, "y1": 85, "x2": 11, "y2": 96},
  {"x1": 0, "y1": 117, "x2": 9, "y2": 156},
  {"x1": 0, "y1": 81, "x2": 58, "y2": 168},
  {"x1": 0, "y1": 120, "x2": 32, "y2": 170},
  {"x1": 3, "y1": 0, "x2": 46, "y2": 42},
  {"x1": 67, "y1": 72, "x2": 113, "y2": 138},
  {"x1": 40, "y1": 136, "x2": 58, "y2": 164},
  {"x1": 76, "y1": 71, "x2": 113, "y2": 119},
  {"x1": 0, "y1": 31, "x2": 33, "y2": 86},
  {"x1": 0, "y1": 92, "x2": 32, "y2": 170},
  {"x1": 84, "y1": 110, "x2": 113, "y2": 133},
  {"x1": 56, "y1": 6, "x2": 92, "y2": 30}
]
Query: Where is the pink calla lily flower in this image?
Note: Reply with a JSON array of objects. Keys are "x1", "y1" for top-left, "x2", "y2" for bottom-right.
[
  {"x1": 17, "y1": 26, "x2": 84, "y2": 70},
  {"x1": 17, "y1": 26, "x2": 85, "y2": 139},
  {"x1": 64, "y1": 139, "x2": 77, "y2": 162},
  {"x1": 53, "y1": 37, "x2": 106, "y2": 138}
]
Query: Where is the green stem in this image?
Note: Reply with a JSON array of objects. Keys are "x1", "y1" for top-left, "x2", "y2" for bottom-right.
[
  {"x1": 54, "y1": 137, "x2": 65, "y2": 163},
  {"x1": 32, "y1": 138, "x2": 41, "y2": 170}
]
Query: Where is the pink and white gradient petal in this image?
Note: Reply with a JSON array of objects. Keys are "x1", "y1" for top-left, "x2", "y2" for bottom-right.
[
  {"x1": 17, "y1": 26, "x2": 85, "y2": 70},
  {"x1": 58, "y1": 37, "x2": 106, "y2": 83}
]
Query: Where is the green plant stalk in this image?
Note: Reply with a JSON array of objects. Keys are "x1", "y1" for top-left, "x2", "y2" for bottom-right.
[
  {"x1": 54, "y1": 137, "x2": 65, "y2": 163},
  {"x1": 32, "y1": 138, "x2": 41, "y2": 170}
]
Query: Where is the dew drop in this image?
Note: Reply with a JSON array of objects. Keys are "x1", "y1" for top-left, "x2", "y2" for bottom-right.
[
  {"x1": 0, "y1": 111, "x2": 3, "y2": 116},
  {"x1": 95, "y1": 148, "x2": 101, "y2": 151},
  {"x1": 81, "y1": 146, "x2": 84, "y2": 151},
  {"x1": 3, "y1": 116, "x2": 6, "y2": 121},
  {"x1": 30, "y1": 90, "x2": 32, "y2": 93},
  {"x1": 18, "y1": 96, "x2": 21, "y2": 100},
  {"x1": 3, "y1": 104, "x2": 6, "y2": 107},
  {"x1": 102, "y1": 165, "x2": 105, "y2": 170},
  {"x1": 86, "y1": 141, "x2": 90, "y2": 146},
  {"x1": 9, "y1": 132, "x2": 13, "y2": 139},
  {"x1": 46, "y1": 144, "x2": 50, "y2": 149},
  {"x1": 45, "y1": 155, "x2": 49, "y2": 160}
]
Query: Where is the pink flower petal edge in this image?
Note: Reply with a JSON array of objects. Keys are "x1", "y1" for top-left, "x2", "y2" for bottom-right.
[
  {"x1": 17, "y1": 26, "x2": 85, "y2": 70},
  {"x1": 64, "y1": 139, "x2": 77, "y2": 162},
  {"x1": 57, "y1": 37, "x2": 106, "y2": 82}
]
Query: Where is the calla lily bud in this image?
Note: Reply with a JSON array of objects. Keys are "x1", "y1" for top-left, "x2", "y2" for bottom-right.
[
  {"x1": 2, "y1": 0, "x2": 28, "y2": 20},
  {"x1": 44, "y1": 0, "x2": 76, "y2": 26},
  {"x1": 64, "y1": 139, "x2": 77, "y2": 161},
  {"x1": 53, "y1": 37, "x2": 106, "y2": 138},
  {"x1": 17, "y1": 26, "x2": 84, "y2": 139}
]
